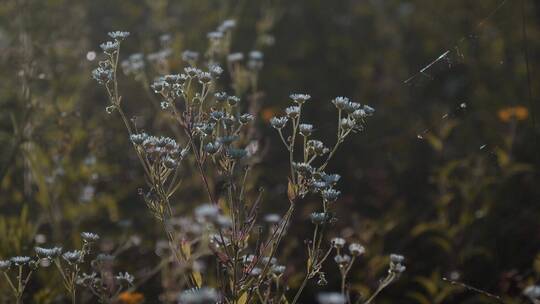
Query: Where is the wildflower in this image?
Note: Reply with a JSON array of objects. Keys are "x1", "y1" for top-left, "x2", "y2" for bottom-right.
[
  {"x1": 293, "y1": 162, "x2": 313, "y2": 176},
  {"x1": 10, "y1": 256, "x2": 31, "y2": 265},
  {"x1": 331, "y1": 237, "x2": 346, "y2": 248},
  {"x1": 285, "y1": 106, "x2": 300, "y2": 118},
  {"x1": 178, "y1": 287, "x2": 220, "y2": 304},
  {"x1": 311, "y1": 181, "x2": 329, "y2": 192},
  {"x1": 332, "y1": 96, "x2": 350, "y2": 110},
  {"x1": 340, "y1": 118, "x2": 356, "y2": 130},
  {"x1": 62, "y1": 251, "x2": 83, "y2": 264},
  {"x1": 195, "y1": 204, "x2": 220, "y2": 222},
  {"x1": 390, "y1": 254, "x2": 405, "y2": 264},
  {"x1": 92, "y1": 66, "x2": 113, "y2": 84},
  {"x1": 214, "y1": 92, "x2": 228, "y2": 102},
  {"x1": 272, "y1": 265, "x2": 286, "y2": 275},
  {"x1": 217, "y1": 135, "x2": 238, "y2": 145},
  {"x1": 349, "y1": 243, "x2": 365, "y2": 256},
  {"x1": 351, "y1": 109, "x2": 367, "y2": 120},
  {"x1": 118, "y1": 291, "x2": 145, "y2": 304},
  {"x1": 317, "y1": 272, "x2": 328, "y2": 286},
  {"x1": 334, "y1": 254, "x2": 351, "y2": 266},
  {"x1": 161, "y1": 101, "x2": 170, "y2": 110},
  {"x1": 239, "y1": 113, "x2": 254, "y2": 124},
  {"x1": 100, "y1": 41, "x2": 119, "y2": 53},
  {"x1": 523, "y1": 285, "x2": 540, "y2": 300},
  {"x1": 270, "y1": 116, "x2": 288, "y2": 129},
  {"x1": 219, "y1": 19, "x2": 237, "y2": 32},
  {"x1": 81, "y1": 232, "x2": 100, "y2": 243},
  {"x1": 344, "y1": 101, "x2": 361, "y2": 113},
  {"x1": 198, "y1": 72, "x2": 212, "y2": 84},
  {"x1": 299, "y1": 123, "x2": 314, "y2": 136},
  {"x1": 290, "y1": 93, "x2": 311, "y2": 104},
  {"x1": 35, "y1": 246, "x2": 63, "y2": 259},
  {"x1": 264, "y1": 213, "x2": 281, "y2": 224},
  {"x1": 151, "y1": 80, "x2": 165, "y2": 93},
  {"x1": 248, "y1": 51, "x2": 264, "y2": 70},
  {"x1": 322, "y1": 174, "x2": 341, "y2": 185},
  {"x1": 363, "y1": 104, "x2": 375, "y2": 115},
  {"x1": 249, "y1": 267, "x2": 262, "y2": 277},
  {"x1": 182, "y1": 50, "x2": 199, "y2": 62},
  {"x1": 228, "y1": 96, "x2": 240, "y2": 106},
  {"x1": 108, "y1": 31, "x2": 130, "y2": 40},
  {"x1": 227, "y1": 52, "x2": 244, "y2": 62},
  {"x1": 204, "y1": 142, "x2": 221, "y2": 154},
  {"x1": 226, "y1": 148, "x2": 247, "y2": 160},
  {"x1": 307, "y1": 140, "x2": 329, "y2": 155},
  {"x1": 196, "y1": 123, "x2": 216, "y2": 136},
  {"x1": 122, "y1": 53, "x2": 145, "y2": 75},
  {"x1": 241, "y1": 254, "x2": 256, "y2": 264},
  {"x1": 498, "y1": 105, "x2": 529, "y2": 122},
  {"x1": 310, "y1": 212, "x2": 333, "y2": 225},
  {"x1": 262, "y1": 257, "x2": 277, "y2": 265},
  {"x1": 184, "y1": 67, "x2": 202, "y2": 78},
  {"x1": 317, "y1": 292, "x2": 346, "y2": 304},
  {"x1": 115, "y1": 272, "x2": 135, "y2": 284},
  {"x1": 322, "y1": 188, "x2": 340, "y2": 202},
  {"x1": 249, "y1": 50, "x2": 263, "y2": 60},
  {"x1": 389, "y1": 253, "x2": 406, "y2": 274},
  {"x1": 207, "y1": 31, "x2": 224, "y2": 40},
  {"x1": 164, "y1": 157, "x2": 177, "y2": 169},
  {"x1": 208, "y1": 63, "x2": 224, "y2": 77},
  {"x1": 0, "y1": 260, "x2": 11, "y2": 270}
]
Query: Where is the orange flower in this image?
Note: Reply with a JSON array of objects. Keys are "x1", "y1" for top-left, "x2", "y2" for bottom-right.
[
  {"x1": 118, "y1": 291, "x2": 144, "y2": 304},
  {"x1": 261, "y1": 107, "x2": 278, "y2": 122},
  {"x1": 497, "y1": 106, "x2": 529, "y2": 122}
]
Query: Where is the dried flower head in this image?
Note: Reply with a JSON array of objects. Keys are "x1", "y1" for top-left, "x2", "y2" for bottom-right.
[
  {"x1": 270, "y1": 116, "x2": 288, "y2": 129},
  {"x1": 62, "y1": 251, "x2": 83, "y2": 264},
  {"x1": 35, "y1": 246, "x2": 63, "y2": 259},
  {"x1": 285, "y1": 106, "x2": 300, "y2": 118},
  {"x1": 299, "y1": 123, "x2": 314, "y2": 136},
  {"x1": 81, "y1": 232, "x2": 100, "y2": 243},
  {"x1": 100, "y1": 41, "x2": 119, "y2": 53},
  {"x1": 10, "y1": 256, "x2": 31, "y2": 265},
  {"x1": 290, "y1": 93, "x2": 311, "y2": 104}
]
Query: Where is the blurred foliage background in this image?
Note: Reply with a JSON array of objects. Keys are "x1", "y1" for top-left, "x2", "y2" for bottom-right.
[{"x1": 0, "y1": 0, "x2": 539, "y2": 303}]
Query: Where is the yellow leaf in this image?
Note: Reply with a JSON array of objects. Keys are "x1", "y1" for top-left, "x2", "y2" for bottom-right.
[
  {"x1": 193, "y1": 271, "x2": 202, "y2": 288},
  {"x1": 181, "y1": 241, "x2": 191, "y2": 260},
  {"x1": 237, "y1": 292, "x2": 248, "y2": 304}
]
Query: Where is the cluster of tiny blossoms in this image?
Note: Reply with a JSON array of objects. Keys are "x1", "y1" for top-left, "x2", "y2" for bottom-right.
[
  {"x1": 270, "y1": 94, "x2": 374, "y2": 202},
  {"x1": 91, "y1": 23, "x2": 407, "y2": 304},
  {"x1": 1, "y1": 232, "x2": 133, "y2": 303}
]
